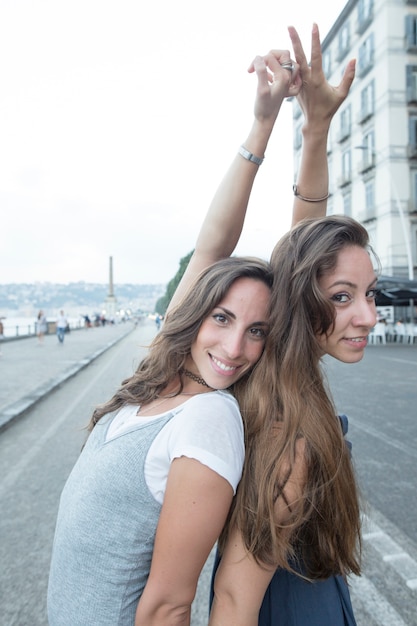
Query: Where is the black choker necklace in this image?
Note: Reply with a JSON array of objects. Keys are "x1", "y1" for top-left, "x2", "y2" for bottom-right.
[{"x1": 181, "y1": 368, "x2": 212, "y2": 388}]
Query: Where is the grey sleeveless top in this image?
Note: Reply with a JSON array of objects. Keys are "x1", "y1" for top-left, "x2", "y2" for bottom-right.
[{"x1": 47, "y1": 411, "x2": 173, "y2": 625}]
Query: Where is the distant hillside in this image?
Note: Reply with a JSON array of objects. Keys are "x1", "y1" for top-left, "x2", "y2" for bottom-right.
[{"x1": 0, "y1": 282, "x2": 166, "y2": 316}]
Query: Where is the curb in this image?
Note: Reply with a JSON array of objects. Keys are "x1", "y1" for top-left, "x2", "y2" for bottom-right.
[{"x1": 0, "y1": 327, "x2": 134, "y2": 433}]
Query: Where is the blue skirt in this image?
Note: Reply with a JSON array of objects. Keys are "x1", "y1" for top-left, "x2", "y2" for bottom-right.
[
  {"x1": 258, "y1": 567, "x2": 357, "y2": 626},
  {"x1": 211, "y1": 552, "x2": 357, "y2": 626}
]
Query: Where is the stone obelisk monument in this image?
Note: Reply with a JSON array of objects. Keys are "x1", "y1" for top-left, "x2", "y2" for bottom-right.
[{"x1": 104, "y1": 256, "x2": 117, "y2": 320}]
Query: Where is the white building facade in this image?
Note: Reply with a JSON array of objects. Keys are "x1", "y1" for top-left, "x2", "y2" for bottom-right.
[{"x1": 292, "y1": 0, "x2": 417, "y2": 279}]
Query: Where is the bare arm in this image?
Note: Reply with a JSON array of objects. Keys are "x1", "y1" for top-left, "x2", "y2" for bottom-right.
[
  {"x1": 209, "y1": 527, "x2": 276, "y2": 626},
  {"x1": 168, "y1": 26, "x2": 355, "y2": 314},
  {"x1": 209, "y1": 436, "x2": 306, "y2": 625},
  {"x1": 168, "y1": 52, "x2": 300, "y2": 312},
  {"x1": 290, "y1": 23, "x2": 356, "y2": 225},
  {"x1": 135, "y1": 457, "x2": 234, "y2": 625},
  {"x1": 209, "y1": 437, "x2": 307, "y2": 626}
]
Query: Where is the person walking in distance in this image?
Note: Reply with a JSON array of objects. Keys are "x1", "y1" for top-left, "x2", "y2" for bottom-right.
[
  {"x1": 37, "y1": 310, "x2": 48, "y2": 344},
  {"x1": 56, "y1": 310, "x2": 68, "y2": 344}
]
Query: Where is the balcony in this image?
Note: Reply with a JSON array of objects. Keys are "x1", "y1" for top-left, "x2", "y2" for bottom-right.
[
  {"x1": 336, "y1": 126, "x2": 351, "y2": 143},
  {"x1": 407, "y1": 144, "x2": 417, "y2": 158},
  {"x1": 357, "y1": 155, "x2": 376, "y2": 174},
  {"x1": 357, "y1": 107, "x2": 374, "y2": 125},
  {"x1": 357, "y1": 52, "x2": 374, "y2": 78},
  {"x1": 357, "y1": 208, "x2": 377, "y2": 223},
  {"x1": 335, "y1": 44, "x2": 350, "y2": 63},
  {"x1": 337, "y1": 174, "x2": 352, "y2": 188}
]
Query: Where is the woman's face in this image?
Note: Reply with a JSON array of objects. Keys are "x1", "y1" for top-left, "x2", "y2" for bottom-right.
[
  {"x1": 317, "y1": 245, "x2": 378, "y2": 363},
  {"x1": 188, "y1": 277, "x2": 270, "y2": 389}
]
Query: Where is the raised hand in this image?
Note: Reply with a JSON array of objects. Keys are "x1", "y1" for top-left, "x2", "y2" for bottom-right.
[
  {"x1": 289, "y1": 23, "x2": 355, "y2": 129},
  {"x1": 248, "y1": 50, "x2": 301, "y2": 126}
]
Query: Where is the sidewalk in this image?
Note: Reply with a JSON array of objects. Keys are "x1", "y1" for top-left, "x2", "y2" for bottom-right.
[{"x1": 0, "y1": 321, "x2": 138, "y2": 431}]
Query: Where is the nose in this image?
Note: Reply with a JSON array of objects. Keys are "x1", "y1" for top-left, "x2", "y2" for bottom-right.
[
  {"x1": 352, "y1": 298, "x2": 377, "y2": 329},
  {"x1": 223, "y1": 329, "x2": 245, "y2": 360}
]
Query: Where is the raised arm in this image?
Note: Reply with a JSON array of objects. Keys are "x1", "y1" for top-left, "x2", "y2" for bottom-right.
[
  {"x1": 168, "y1": 51, "x2": 300, "y2": 312},
  {"x1": 290, "y1": 23, "x2": 356, "y2": 225}
]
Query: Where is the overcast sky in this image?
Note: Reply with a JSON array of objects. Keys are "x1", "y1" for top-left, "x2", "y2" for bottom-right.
[{"x1": 1, "y1": 0, "x2": 348, "y2": 285}]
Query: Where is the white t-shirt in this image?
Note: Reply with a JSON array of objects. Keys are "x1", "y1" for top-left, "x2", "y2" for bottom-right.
[{"x1": 106, "y1": 390, "x2": 244, "y2": 504}]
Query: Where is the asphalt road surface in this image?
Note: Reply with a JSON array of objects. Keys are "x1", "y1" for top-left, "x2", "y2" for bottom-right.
[{"x1": 0, "y1": 328, "x2": 416, "y2": 625}]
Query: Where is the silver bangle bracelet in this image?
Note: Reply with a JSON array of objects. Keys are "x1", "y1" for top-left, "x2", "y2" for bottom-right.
[
  {"x1": 293, "y1": 184, "x2": 330, "y2": 203},
  {"x1": 239, "y1": 145, "x2": 264, "y2": 166}
]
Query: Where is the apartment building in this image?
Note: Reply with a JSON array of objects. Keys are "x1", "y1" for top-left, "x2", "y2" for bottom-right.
[{"x1": 292, "y1": 0, "x2": 417, "y2": 279}]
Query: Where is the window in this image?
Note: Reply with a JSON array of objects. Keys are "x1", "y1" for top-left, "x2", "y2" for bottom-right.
[
  {"x1": 357, "y1": 34, "x2": 374, "y2": 77},
  {"x1": 338, "y1": 105, "x2": 352, "y2": 142},
  {"x1": 343, "y1": 191, "x2": 352, "y2": 216},
  {"x1": 337, "y1": 23, "x2": 350, "y2": 61},
  {"x1": 341, "y1": 149, "x2": 352, "y2": 185},
  {"x1": 358, "y1": 131, "x2": 375, "y2": 173},
  {"x1": 357, "y1": 0, "x2": 373, "y2": 34},
  {"x1": 323, "y1": 51, "x2": 331, "y2": 78},
  {"x1": 294, "y1": 124, "x2": 302, "y2": 150},
  {"x1": 365, "y1": 180, "x2": 375, "y2": 218},
  {"x1": 406, "y1": 15, "x2": 417, "y2": 50},
  {"x1": 408, "y1": 115, "x2": 417, "y2": 156},
  {"x1": 343, "y1": 150, "x2": 351, "y2": 177},
  {"x1": 407, "y1": 66, "x2": 417, "y2": 103},
  {"x1": 363, "y1": 131, "x2": 375, "y2": 162},
  {"x1": 411, "y1": 171, "x2": 417, "y2": 210},
  {"x1": 359, "y1": 81, "x2": 375, "y2": 123},
  {"x1": 358, "y1": 179, "x2": 376, "y2": 223}
]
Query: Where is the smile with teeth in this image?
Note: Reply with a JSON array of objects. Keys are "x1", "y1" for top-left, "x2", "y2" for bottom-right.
[
  {"x1": 211, "y1": 356, "x2": 238, "y2": 372},
  {"x1": 347, "y1": 337, "x2": 366, "y2": 342}
]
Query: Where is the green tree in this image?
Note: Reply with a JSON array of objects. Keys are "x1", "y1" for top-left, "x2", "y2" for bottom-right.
[{"x1": 155, "y1": 250, "x2": 194, "y2": 315}]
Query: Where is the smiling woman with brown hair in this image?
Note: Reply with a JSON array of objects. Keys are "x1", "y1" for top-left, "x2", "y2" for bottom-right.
[
  {"x1": 47, "y1": 31, "x2": 298, "y2": 626},
  {"x1": 211, "y1": 215, "x2": 377, "y2": 626}
]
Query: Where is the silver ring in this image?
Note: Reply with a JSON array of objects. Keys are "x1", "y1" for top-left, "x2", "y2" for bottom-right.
[{"x1": 280, "y1": 62, "x2": 294, "y2": 72}]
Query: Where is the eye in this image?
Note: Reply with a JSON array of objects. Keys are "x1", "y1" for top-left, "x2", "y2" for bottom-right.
[
  {"x1": 366, "y1": 288, "x2": 378, "y2": 300},
  {"x1": 331, "y1": 292, "x2": 350, "y2": 304},
  {"x1": 249, "y1": 327, "x2": 268, "y2": 340},
  {"x1": 212, "y1": 313, "x2": 228, "y2": 324}
]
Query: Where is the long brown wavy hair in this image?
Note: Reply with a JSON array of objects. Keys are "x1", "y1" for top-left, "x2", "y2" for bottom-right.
[
  {"x1": 88, "y1": 256, "x2": 273, "y2": 430},
  {"x1": 221, "y1": 215, "x2": 377, "y2": 580}
]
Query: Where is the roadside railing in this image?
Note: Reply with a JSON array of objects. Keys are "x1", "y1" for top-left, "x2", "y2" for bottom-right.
[{"x1": 1, "y1": 320, "x2": 84, "y2": 341}]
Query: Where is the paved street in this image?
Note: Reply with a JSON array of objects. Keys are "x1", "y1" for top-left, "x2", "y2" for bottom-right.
[
  {"x1": 0, "y1": 320, "x2": 136, "y2": 430},
  {"x1": 0, "y1": 326, "x2": 416, "y2": 625},
  {"x1": 324, "y1": 342, "x2": 417, "y2": 626}
]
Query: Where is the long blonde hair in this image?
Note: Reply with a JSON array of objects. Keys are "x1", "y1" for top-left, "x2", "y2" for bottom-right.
[{"x1": 222, "y1": 216, "x2": 376, "y2": 579}]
